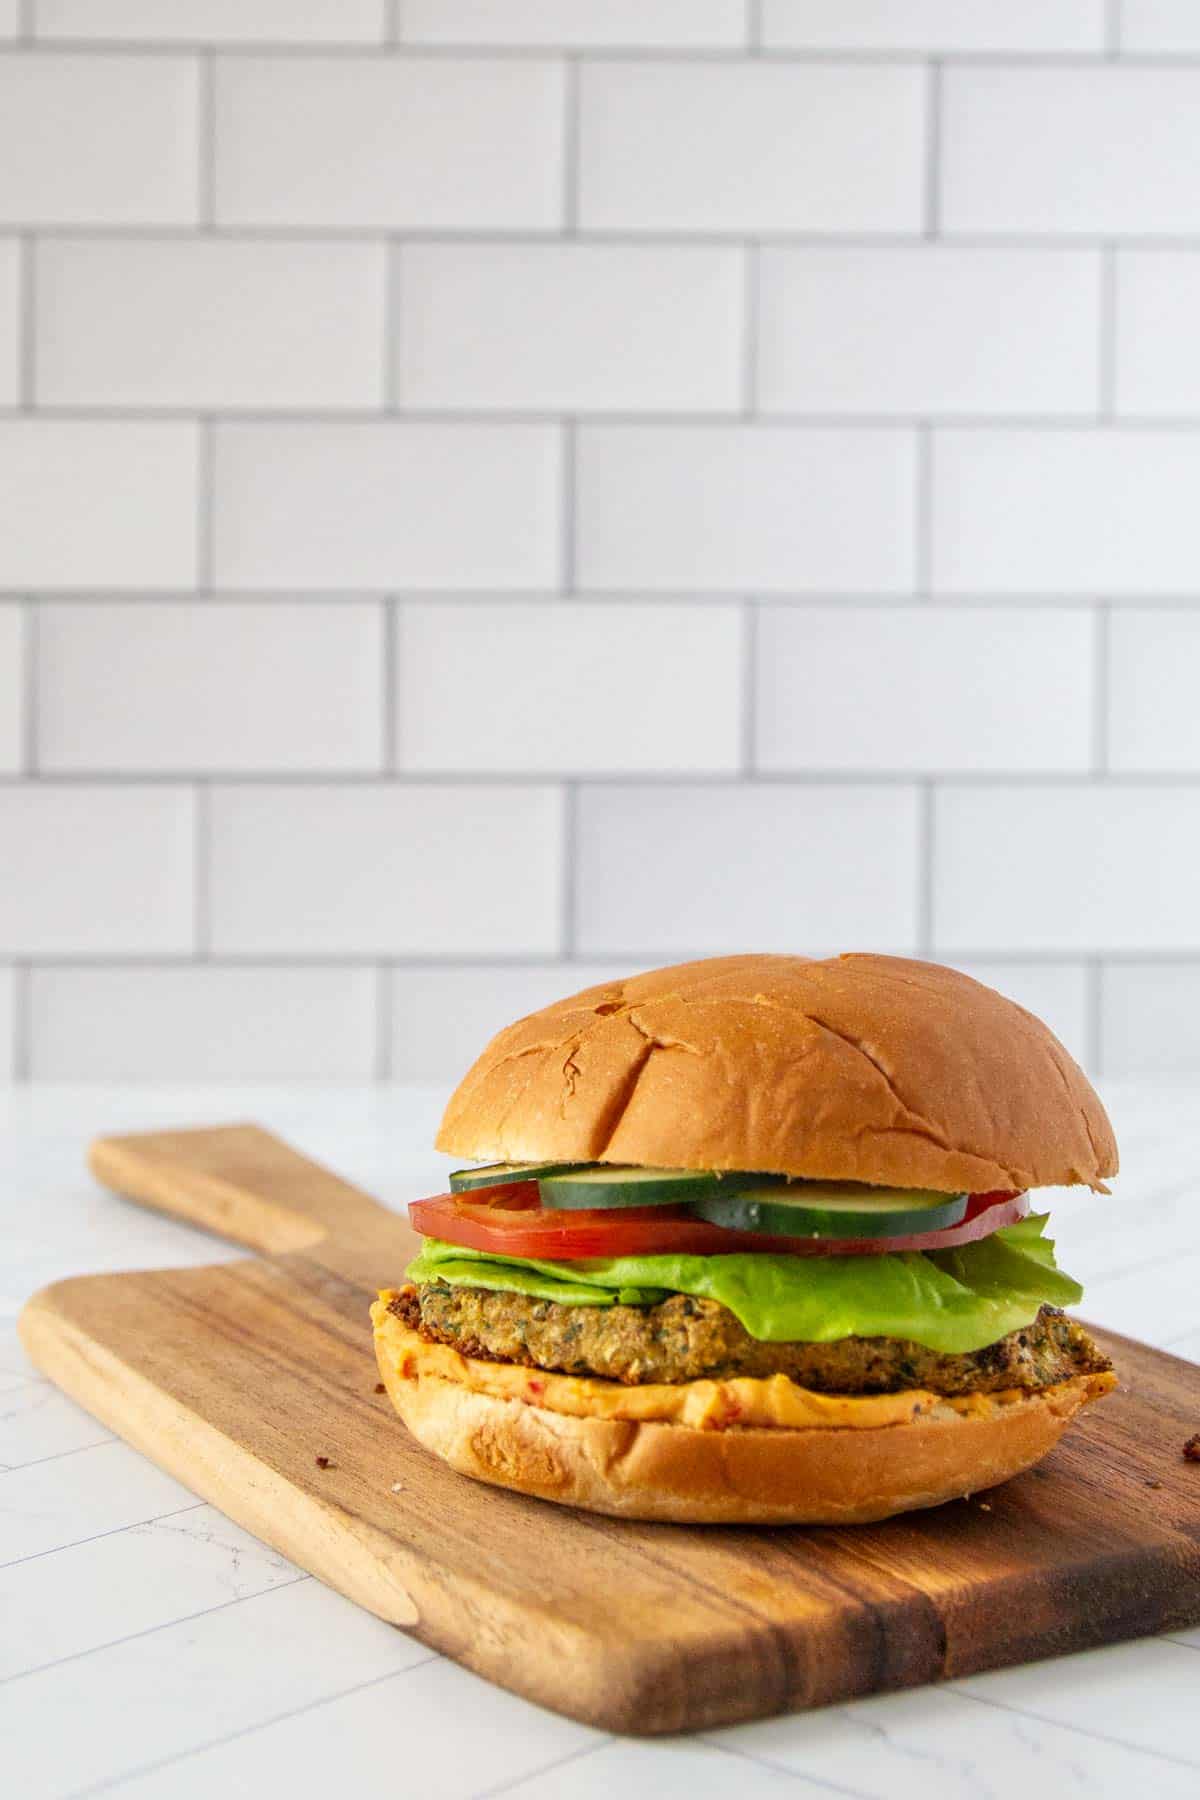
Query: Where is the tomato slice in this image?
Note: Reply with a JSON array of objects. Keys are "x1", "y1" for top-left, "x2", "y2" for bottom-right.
[{"x1": 408, "y1": 1184, "x2": 1028, "y2": 1262}]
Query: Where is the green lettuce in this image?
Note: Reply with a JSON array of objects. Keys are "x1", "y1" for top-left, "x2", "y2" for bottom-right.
[{"x1": 405, "y1": 1214, "x2": 1083, "y2": 1356}]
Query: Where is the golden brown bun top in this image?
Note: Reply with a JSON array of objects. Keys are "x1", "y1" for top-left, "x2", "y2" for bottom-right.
[{"x1": 435, "y1": 954, "x2": 1117, "y2": 1194}]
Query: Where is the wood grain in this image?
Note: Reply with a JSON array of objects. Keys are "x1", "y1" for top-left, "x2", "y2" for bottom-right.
[{"x1": 18, "y1": 1124, "x2": 1200, "y2": 1735}]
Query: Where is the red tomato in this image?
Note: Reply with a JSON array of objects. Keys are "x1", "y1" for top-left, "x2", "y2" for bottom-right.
[{"x1": 408, "y1": 1185, "x2": 1028, "y2": 1261}]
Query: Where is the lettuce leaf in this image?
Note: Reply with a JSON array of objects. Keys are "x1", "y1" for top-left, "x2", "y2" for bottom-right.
[{"x1": 405, "y1": 1215, "x2": 1083, "y2": 1355}]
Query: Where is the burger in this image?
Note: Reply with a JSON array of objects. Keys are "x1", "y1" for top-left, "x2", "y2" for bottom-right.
[{"x1": 372, "y1": 954, "x2": 1118, "y2": 1524}]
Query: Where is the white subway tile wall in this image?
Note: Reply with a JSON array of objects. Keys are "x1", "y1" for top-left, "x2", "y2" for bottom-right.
[
  {"x1": 756, "y1": 249, "x2": 1101, "y2": 418},
  {"x1": 34, "y1": 2, "x2": 389, "y2": 42},
  {"x1": 578, "y1": 63, "x2": 926, "y2": 235},
  {"x1": 0, "y1": 965, "x2": 13, "y2": 1080},
  {"x1": 754, "y1": 607, "x2": 1094, "y2": 773},
  {"x1": 575, "y1": 785, "x2": 922, "y2": 956},
  {"x1": 36, "y1": 602, "x2": 385, "y2": 773},
  {"x1": 0, "y1": 16, "x2": 1197, "y2": 1078},
  {"x1": 759, "y1": 3, "x2": 1106, "y2": 52},
  {"x1": 397, "y1": 601, "x2": 743, "y2": 774},
  {"x1": 399, "y1": 2, "x2": 746, "y2": 48},
  {"x1": 213, "y1": 58, "x2": 565, "y2": 230},
  {"x1": 0, "y1": 786, "x2": 194, "y2": 955},
  {"x1": 212, "y1": 423, "x2": 561, "y2": 590},
  {"x1": 0, "y1": 422, "x2": 198, "y2": 588},
  {"x1": 27, "y1": 966, "x2": 380, "y2": 1080},
  {"x1": 0, "y1": 55, "x2": 199, "y2": 227},
  {"x1": 398, "y1": 243, "x2": 744, "y2": 414},
  {"x1": 0, "y1": 605, "x2": 25, "y2": 772},
  {"x1": 36, "y1": 239, "x2": 388, "y2": 410},
  {"x1": 1113, "y1": 251, "x2": 1200, "y2": 417},
  {"x1": 577, "y1": 426, "x2": 917, "y2": 592},
  {"x1": 0, "y1": 241, "x2": 18, "y2": 406},
  {"x1": 207, "y1": 785, "x2": 563, "y2": 955}
]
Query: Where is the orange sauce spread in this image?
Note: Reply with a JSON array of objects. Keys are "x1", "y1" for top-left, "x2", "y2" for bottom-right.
[{"x1": 370, "y1": 1292, "x2": 1095, "y2": 1433}]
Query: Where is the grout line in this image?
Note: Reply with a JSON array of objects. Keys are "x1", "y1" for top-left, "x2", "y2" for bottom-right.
[
  {"x1": 916, "y1": 781, "x2": 935, "y2": 956},
  {"x1": 74, "y1": 1659, "x2": 443, "y2": 1800},
  {"x1": 741, "y1": 599, "x2": 757, "y2": 774},
  {"x1": 384, "y1": 239, "x2": 400, "y2": 409},
  {"x1": 1099, "y1": 244, "x2": 1118, "y2": 419},
  {"x1": 375, "y1": 963, "x2": 392, "y2": 1080},
  {"x1": 560, "y1": 783, "x2": 578, "y2": 956},
  {"x1": 21, "y1": 594, "x2": 38, "y2": 774},
  {"x1": 12, "y1": 946, "x2": 1200, "y2": 969},
  {"x1": 0, "y1": 1501, "x2": 208, "y2": 1574},
  {"x1": 16, "y1": 219, "x2": 1200, "y2": 249},
  {"x1": 0, "y1": 588, "x2": 1182, "y2": 609},
  {"x1": 699, "y1": 1739, "x2": 872, "y2": 1800},
  {"x1": 14, "y1": 400, "x2": 1200, "y2": 430},
  {"x1": 6, "y1": 769, "x2": 1200, "y2": 789},
  {"x1": 1092, "y1": 603, "x2": 1111, "y2": 773},
  {"x1": 16, "y1": 0, "x2": 32, "y2": 42},
  {"x1": 1086, "y1": 957, "x2": 1104, "y2": 1073},
  {"x1": 924, "y1": 60, "x2": 942, "y2": 238},
  {"x1": 22, "y1": 224, "x2": 1200, "y2": 251},
  {"x1": 18, "y1": 233, "x2": 35, "y2": 407},
  {"x1": 195, "y1": 417, "x2": 215, "y2": 590},
  {"x1": 193, "y1": 783, "x2": 210, "y2": 958},
  {"x1": 387, "y1": 0, "x2": 403, "y2": 45},
  {"x1": 560, "y1": 417, "x2": 577, "y2": 592},
  {"x1": 0, "y1": 1435, "x2": 120, "y2": 1475},
  {"x1": 746, "y1": 0, "x2": 763, "y2": 53},
  {"x1": 0, "y1": 589, "x2": 1187, "y2": 609},
  {"x1": 914, "y1": 422, "x2": 933, "y2": 594},
  {"x1": 382, "y1": 596, "x2": 398, "y2": 770},
  {"x1": 197, "y1": 51, "x2": 216, "y2": 228},
  {"x1": 478, "y1": 1744, "x2": 613, "y2": 1800},
  {"x1": 741, "y1": 243, "x2": 759, "y2": 415},
  {"x1": 0, "y1": 1573, "x2": 311, "y2": 1690},
  {"x1": 12, "y1": 959, "x2": 29, "y2": 1082},
  {"x1": 1107, "y1": 0, "x2": 1123, "y2": 56},
  {"x1": 16, "y1": 42, "x2": 1200, "y2": 65},
  {"x1": 562, "y1": 55, "x2": 580, "y2": 233}
]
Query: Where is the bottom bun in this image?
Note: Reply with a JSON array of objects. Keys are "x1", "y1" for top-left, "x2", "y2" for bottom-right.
[{"x1": 373, "y1": 1305, "x2": 1115, "y2": 1525}]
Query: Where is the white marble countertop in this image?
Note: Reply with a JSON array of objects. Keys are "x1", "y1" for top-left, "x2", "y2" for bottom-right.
[{"x1": 2, "y1": 1080, "x2": 1198, "y2": 1800}]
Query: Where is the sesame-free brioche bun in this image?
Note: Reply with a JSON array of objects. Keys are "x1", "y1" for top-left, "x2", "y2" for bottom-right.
[
  {"x1": 436, "y1": 953, "x2": 1116, "y2": 1195},
  {"x1": 373, "y1": 1302, "x2": 1116, "y2": 1524}
]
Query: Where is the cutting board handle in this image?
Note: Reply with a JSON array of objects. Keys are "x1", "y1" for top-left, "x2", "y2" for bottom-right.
[{"x1": 88, "y1": 1123, "x2": 394, "y2": 1255}]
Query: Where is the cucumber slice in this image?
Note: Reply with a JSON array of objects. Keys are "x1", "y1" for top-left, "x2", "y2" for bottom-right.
[
  {"x1": 537, "y1": 1165, "x2": 736, "y2": 1210},
  {"x1": 693, "y1": 1182, "x2": 968, "y2": 1239},
  {"x1": 449, "y1": 1162, "x2": 575, "y2": 1193}
]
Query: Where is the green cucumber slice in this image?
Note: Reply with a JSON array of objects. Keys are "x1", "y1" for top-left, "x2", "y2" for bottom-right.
[
  {"x1": 449, "y1": 1162, "x2": 575, "y2": 1193},
  {"x1": 693, "y1": 1182, "x2": 968, "y2": 1239},
  {"x1": 537, "y1": 1165, "x2": 736, "y2": 1210}
]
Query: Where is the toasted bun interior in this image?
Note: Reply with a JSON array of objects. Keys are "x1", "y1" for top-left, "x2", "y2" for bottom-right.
[
  {"x1": 436, "y1": 954, "x2": 1117, "y2": 1194},
  {"x1": 374, "y1": 1300, "x2": 1115, "y2": 1525}
]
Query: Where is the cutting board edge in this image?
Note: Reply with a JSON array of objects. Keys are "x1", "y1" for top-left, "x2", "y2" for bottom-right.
[{"x1": 19, "y1": 1274, "x2": 792, "y2": 1736}]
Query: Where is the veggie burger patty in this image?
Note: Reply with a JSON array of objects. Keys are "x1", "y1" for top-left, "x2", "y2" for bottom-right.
[{"x1": 397, "y1": 1283, "x2": 1111, "y2": 1397}]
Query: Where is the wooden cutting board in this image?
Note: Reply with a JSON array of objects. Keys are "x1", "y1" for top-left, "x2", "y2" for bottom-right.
[{"x1": 18, "y1": 1123, "x2": 1200, "y2": 1736}]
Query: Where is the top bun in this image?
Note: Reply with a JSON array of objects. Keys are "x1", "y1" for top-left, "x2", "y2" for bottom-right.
[{"x1": 436, "y1": 954, "x2": 1116, "y2": 1195}]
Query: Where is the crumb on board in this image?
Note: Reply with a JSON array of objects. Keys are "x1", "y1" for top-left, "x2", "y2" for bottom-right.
[
  {"x1": 1145, "y1": 1478, "x2": 1164, "y2": 1490},
  {"x1": 375, "y1": 1382, "x2": 386, "y2": 1393},
  {"x1": 978, "y1": 1501, "x2": 992, "y2": 1512},
  {"x1": 315, "y1": 1455, "x2": 336, "y2": 1470},
  {"x1": 1184, "y1": 1434, "x2": 1200, "y2": 1463},
  {"x1": 391, "y1": 1481, "x2": 405, "y2": 1493}
]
